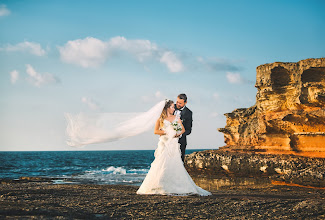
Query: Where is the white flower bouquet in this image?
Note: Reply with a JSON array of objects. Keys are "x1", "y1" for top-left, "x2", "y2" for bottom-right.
[{"x1": 171, "y1": 121, "x2": 182, "y2": 133}]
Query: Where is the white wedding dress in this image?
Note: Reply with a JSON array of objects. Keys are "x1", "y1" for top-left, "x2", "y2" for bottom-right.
[{"x1": 137, "y1": 119, "x2": 212, "y2": 196}]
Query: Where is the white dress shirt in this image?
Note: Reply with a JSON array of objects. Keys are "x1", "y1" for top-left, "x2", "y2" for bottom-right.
[
  {"x1": 174, "y1": 106, "x2": 185, "y2": 119},
  {"x1": 174, "y1": 106, "x2": 185, "y2": 138}
]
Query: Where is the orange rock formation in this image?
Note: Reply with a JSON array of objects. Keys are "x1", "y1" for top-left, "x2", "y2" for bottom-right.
[{"x1": 218, "y1": 58, "x2": 325, "y2": 157}]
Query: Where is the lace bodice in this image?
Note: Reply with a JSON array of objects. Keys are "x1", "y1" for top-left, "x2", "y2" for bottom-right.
[
  {"x1": 163, "y1": 118, "x2": 177, "y2": 127},
  {"x1": 162, "y1": 117, "x2": 182, "y2": 137}
]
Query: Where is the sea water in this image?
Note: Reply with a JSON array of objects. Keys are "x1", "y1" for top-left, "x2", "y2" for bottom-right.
[{"x1": 0, "y1": 150, "x2": 207, "y2": 185}]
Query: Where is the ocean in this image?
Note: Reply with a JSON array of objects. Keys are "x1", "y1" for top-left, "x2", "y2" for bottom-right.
[{"x1": 0, "y1": 149, "x2": 207, "y2": 186}]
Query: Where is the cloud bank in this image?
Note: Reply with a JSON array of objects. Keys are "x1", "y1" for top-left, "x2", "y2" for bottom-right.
[
  {"x1": 160, "y1": 51, "x2": 184, "y2": 73},
  {"x1": 26, "y1": 64, "x2": 60, "y2": 87},
  {"x1": 1, "y1": 41, "x2": 46, "y2": 56},
  {"x1": 58, "y1": 37, "x2": 108, "y2": 68},
  {"x1": 1, "y1": 37, "x2": 243, "y2": 80},
  {"x1": 58, "y1": 36, "x2": 184, "y2": 73}
]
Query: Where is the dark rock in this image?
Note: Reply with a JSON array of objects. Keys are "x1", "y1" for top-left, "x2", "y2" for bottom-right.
[{"x1": 185, "y1": 150, "x2": 325, "y2": 187}]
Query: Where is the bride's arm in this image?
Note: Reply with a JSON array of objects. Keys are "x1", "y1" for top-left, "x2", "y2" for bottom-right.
[{"x1": 154, "y1": 119, "x2": 166, "y2": 136}]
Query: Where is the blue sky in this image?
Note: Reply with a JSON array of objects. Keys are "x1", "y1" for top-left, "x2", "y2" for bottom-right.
[{"x1": 0, "y1": 0, "x2": 324, "y2": 151}]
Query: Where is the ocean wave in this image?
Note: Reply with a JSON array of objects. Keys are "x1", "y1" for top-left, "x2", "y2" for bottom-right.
[
  {"x1": 101, "y1": 166, "x2": 127, "y2": 174},
  {"x1": 129, "y1": 168, "x2": 149, "y2": 174},
  {"x1": 97, "y1": 166, "x2": 149, "y2": 175},
  {"x1": 57, "y1": 166, "x2": 149, "y2": 185}
]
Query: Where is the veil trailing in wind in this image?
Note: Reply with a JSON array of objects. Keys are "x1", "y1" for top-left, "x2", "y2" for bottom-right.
[{"x1": 64, "y1": 100, "x2": 166, "y2": 147}]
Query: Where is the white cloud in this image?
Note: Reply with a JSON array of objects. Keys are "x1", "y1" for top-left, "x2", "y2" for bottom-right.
[
  {"x1": 0, "y1": 4, "x2": 10, "y2": 16},
  {"x1": 58, "y1": 37, "x2": 108, "y2": 68},
  {"x1": 160, "y1": 51, "x2": 184, "y2": 73},
  {"x1": 226, "y1": 72, "x2": 243, "y2": 84},
  {"x1": 58, "y1": 36, "x2": 184, "y2": 73},
  {"x1": 141, "y1": 91, "x2": 167, "y2": 103},
  {"x1": 1, "y1": 41, "x2": 46, "y2": 56},
  {"x1": 26, "y1": 64, "x2": 60, "y2": 87},
  {"x1": 82, "y1": 97, "x2": 100, "y2": 110},
  {"x1": 10, "y1": 70, "x2": 19, "y2": 84},
  {"x1": 108, "y1": 36, "x2": 158, "y2": 62}
]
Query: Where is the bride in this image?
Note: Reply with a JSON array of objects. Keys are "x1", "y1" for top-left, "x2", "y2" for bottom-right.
[
  {"x1": 136, "y1": 100, "x2": 211, "y2": 196},
  {"x1": 65, "y1": 99, "x2": 211, "y2": 196}
]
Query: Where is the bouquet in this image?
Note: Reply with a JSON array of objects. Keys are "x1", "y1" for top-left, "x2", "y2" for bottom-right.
[{"x1": 171, "y1": 121, "x2": 182, "y2": 133}]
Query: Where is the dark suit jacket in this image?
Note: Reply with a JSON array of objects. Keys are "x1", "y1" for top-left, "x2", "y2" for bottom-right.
[{"x1": 175, "y1": 105, "x2": 193, "y2": 146}]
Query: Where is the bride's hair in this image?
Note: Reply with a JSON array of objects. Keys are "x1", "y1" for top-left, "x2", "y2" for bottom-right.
[{"x1": 159, "y1": 100, "x2": 174, "y2": 128}]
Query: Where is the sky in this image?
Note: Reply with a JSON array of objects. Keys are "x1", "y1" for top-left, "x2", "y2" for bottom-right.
[{"x1": 0, "y1": 0, "x2": 324, "y2": 151}]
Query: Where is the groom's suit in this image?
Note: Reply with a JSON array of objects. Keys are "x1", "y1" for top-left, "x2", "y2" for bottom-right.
[{"x1": 175, "y1": 104, "x2": 193, "y2": 162}]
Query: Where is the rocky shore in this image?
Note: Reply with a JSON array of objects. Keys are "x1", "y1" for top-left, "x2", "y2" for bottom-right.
[
  {"x1": 185, "y1": 150, "x2": 325, "y2": 188},
  {"x1": 1, "y1": 175, "x2": 324, "y2": 219},
  {"x1": 1, "y1": 149, "x2": 324, "y2": 219}
]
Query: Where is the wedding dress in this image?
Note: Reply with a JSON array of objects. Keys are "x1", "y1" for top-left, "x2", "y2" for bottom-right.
[{"x1": 137, "y1": 119, "x2": 212, "y2": 196}]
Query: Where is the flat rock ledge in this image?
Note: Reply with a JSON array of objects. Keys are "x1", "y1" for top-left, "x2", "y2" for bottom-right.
[{"x1": 185, "y1": 150, "x2": 325, "y2": 188}]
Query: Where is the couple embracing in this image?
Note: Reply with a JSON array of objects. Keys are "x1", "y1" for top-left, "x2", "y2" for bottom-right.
[
  {"x1": 66, "y1": 93, "x2": 211, "y2": 196},
  {"x1": 137, "y1": 93, "x2": 211, "y2": 196}
]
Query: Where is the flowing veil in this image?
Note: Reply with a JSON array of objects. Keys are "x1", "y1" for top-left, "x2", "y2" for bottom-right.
[{"x1": 65, "y1": 100, "x2": 166, "y2": 147}]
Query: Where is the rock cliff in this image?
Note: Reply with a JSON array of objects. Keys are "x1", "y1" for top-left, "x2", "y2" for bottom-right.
[{"x1": 218, "y1": 58, "x2": 325, "y2": 157}]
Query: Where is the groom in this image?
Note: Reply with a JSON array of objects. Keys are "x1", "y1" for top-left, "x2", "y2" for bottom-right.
[{"x1": 174, "y1": 94, "x2": 193, "y2": 163}]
